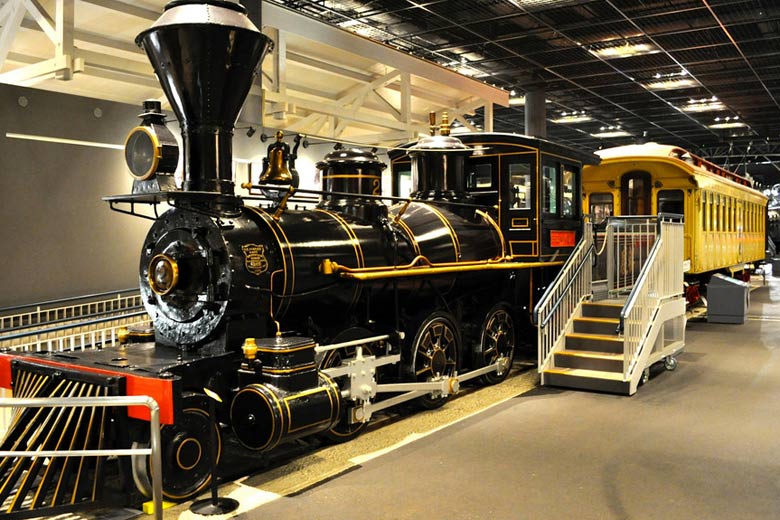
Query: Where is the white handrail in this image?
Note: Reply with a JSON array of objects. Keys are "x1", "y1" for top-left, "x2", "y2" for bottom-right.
[
  {"x1": 605, "y1": 216, "x2": 658, "y2": 296},
  {"x1": 0, "y1": 317, "x2": 152, "y2": 352},
  {"x1": 0, "y1": 292, "x2": 142, "y2": 333},
  {"x1": 0, "y1": 395, "x2": 163, "y2": 520},
  {"x1": 619, "y1": 217, "x2": 684, "y2": 377},
  {"x1": 534, "y1": 219, "x2": 593, "y2": 372}
]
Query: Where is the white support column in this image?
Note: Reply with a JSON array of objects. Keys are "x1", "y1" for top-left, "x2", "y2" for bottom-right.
[
  {"x1": 0, "y1": 0, "x2": 26, "y2": 69},
  {"x1": 484, "y1": 102, "x2": 494, "y2": 132},
  {"x1": 400, "y1": 71, "x2": 412, "y2": 138},
  {"x1": 268, "y1": 27, "x2": 286, "y2": 120},
  {"x1": 55, "y1": 0, "x2": 74, "y2": 79}
]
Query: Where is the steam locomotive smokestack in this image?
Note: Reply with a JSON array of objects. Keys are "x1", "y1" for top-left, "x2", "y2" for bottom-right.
[{"x1": 136, "y1": 1, "x2": 272, "y2": 194}]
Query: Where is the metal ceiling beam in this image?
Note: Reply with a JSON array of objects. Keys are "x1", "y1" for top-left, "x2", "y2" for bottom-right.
[{"x1": 702, "y1": 0, "x2": 780, "y2": 113}]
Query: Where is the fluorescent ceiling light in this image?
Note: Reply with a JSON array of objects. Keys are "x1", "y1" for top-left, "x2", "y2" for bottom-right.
[
  {"x1": 591, "y1": 130, "x2": 631, "y2": 138},
  {"x1": 708, "y1": 122, "x2": 747, "y2": 129},
  {"x1": 551, "y1": 114, "x2": 592, "y2": 124},
  {"x1": 645, "y1": 78, "x2": 698, "y2": 90},
  {"x1": 680, "y1": 100, "x2": 725, "y2": 112},
  {"x1": 590, "y1": 42, "x2": 657, "y2": 59},
  {"x1": 508, "y1": 95, "x2": 552, "y2": 106}
]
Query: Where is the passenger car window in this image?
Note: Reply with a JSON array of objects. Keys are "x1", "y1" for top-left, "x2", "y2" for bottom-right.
[
  {"x1": 657, "y1": 189, "x2": 684, "y2": 215},
  {"x1": 589, "y1": 192, "x2": 613, "y2": 223}
]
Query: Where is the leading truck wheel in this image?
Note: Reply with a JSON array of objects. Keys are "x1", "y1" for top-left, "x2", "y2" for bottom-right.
[
  {"x1": 132, "y1": 393, "x2": 221, "y2": 502},
  {"x1": 410, "y1": 312, "x2": 459, "y2": 410},
  {"x1": 478, "y1": 305, "x2": 515, "y2": 386}
]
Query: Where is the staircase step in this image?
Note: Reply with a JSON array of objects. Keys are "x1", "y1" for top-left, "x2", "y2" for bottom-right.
[
  {"x1": 564, "y1": 332, "x2": 624, "y2": 353},
  {"x1": 543, "y1": 368, "x2": 630, "y2": 395},
  {"x1": 581, "y1": 302, "x2": 624, "y2": 319},
  {"x1": 554, "y1": 350, "x2": 624, "y2": 372},
  {"x1": 573, "y1": 317, "x2": 620, "y2": 335}
]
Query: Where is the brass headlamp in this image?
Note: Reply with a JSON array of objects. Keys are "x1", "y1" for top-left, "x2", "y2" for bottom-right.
[{"x1": 124, "y1": 100, "x2": 179, "y2": 181}]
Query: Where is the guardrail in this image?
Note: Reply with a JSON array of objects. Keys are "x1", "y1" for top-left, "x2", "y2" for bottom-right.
[
  {"x1": 0, "y1": 289, "x2": 140, "y2": 332},
  {"x1": 604, "y1": 216, "x2": 658, "y2": 296},
  {"x1": 534, "y1": 218, "x2": 593, "y2": 372},
  {"x1": 0, "y1": 313, "x2": 151, "y2": 352},
  {"x1": 620, "y1": 215, "x2": 684, "y2": 377},
  {"x1": 0, "y1": 395, "x2": 162, "y2": 519}
]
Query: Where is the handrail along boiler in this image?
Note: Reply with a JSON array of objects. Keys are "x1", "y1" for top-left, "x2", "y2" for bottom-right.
[{"x1": 0, "y1": 0, "x2": 599, "y2": 513}]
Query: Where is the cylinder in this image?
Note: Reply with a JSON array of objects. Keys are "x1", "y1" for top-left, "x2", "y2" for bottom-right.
[{"x1": 230, "y1": 374, "x2": 342, "y2": 452}]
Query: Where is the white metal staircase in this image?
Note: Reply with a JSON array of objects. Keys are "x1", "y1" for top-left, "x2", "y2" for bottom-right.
[{"x1": 534, "y1": 215, "x2": 686, "y2": 395}]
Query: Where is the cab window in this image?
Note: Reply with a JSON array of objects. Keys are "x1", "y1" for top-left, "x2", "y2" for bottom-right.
[
  {"x1": 467, "y1": 163, "x2": 493, "y2": 189},
  {"x1": 509, "y1": 162, "x2": 532, "y2": 210},
  {"x1": 542, "y1": 163, "x2": 558, "y2": 214},
  {"x1": 562, "y1": 165, "x2": 578, "y2": 217}
]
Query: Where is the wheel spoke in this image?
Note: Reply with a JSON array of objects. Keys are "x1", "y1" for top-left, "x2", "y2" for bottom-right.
[{"x1": 416, "y1": 366, "x2": 432, "y2": 376}]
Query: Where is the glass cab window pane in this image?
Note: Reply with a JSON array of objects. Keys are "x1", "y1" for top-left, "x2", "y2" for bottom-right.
[
  {"x1": 589, "y1": 192, "x2": 613, "y2": 223},
  {"x1": 509, "y1": 162, "x2": 532, "y2": 210},
  {"x1": 542, "y1": 163, "x2": 558, "y2": 214},
  {"x1": 657, "y1": 189, "x2": 684, "y2": 215},
  {"x1": 467, "y1": 163, "x2": 493, "y2": 189},
  {"x1": 397, "y1": 167, "x2": 412, "y2": 198},
  {"x1": 562, "y1": 165, "x2": 578, "y2": 217}
]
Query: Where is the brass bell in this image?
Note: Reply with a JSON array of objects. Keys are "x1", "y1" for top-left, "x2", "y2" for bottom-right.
[{"x1": 259, "y1": 130, "x2": 293, "y2": 185}]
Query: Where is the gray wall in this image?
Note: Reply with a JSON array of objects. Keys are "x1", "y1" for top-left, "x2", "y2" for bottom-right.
[
  {"x1": 0, "y1": 84, "x2": 151, "y2": 307},
  {"x1": 0, "y1": 84, "x2": 395, "y2": 308}
]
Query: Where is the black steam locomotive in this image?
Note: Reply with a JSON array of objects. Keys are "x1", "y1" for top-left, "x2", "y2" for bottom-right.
[{"x1": 0, "y1": 0, "x2": 598, "y2": 514}]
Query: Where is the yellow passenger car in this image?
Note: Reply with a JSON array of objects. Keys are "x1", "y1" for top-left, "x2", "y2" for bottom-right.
[{"x1": 583, "y1": 143, "x2": 767, "y2": 279}]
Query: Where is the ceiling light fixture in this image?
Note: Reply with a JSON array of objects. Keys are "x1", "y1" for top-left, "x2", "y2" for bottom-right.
[
  {"x1": 591, "y1": 126, "x2": 631, "y2": 138},
  {"x1": 551, "y1": 111, "x2": 592, "y2": 124},
  {"x1": 645, "y1": 78, "x2": 698, "y2": 90},
  {"x1": 680, "y1": 97, "x2": 724, "y2": 112},
  {"x1": 590, "y1": 42, "x2": 658, "y2": 59}
]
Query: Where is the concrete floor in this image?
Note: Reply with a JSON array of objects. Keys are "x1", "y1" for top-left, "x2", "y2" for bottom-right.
[{"x1": 216, "y1": 277, "x2": 780, "y2": 520}]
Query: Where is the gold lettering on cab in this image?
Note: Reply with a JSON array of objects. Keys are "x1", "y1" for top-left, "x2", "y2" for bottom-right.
[{"x1": 241, "y1": 244, "x2": 269, "y2": 275}]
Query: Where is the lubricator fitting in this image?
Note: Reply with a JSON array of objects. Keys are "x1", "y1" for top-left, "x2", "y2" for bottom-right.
[{"x1": 242, "y1": 337, "x2": 258, "y2": 360}]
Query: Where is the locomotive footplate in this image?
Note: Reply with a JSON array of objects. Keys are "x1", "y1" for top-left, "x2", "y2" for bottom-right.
[{"x1": 0, "y1": 343, "x2": 237, "y2": 424}]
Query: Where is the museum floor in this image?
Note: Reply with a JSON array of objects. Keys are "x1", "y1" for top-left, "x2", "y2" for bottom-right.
[{"x1": 159, "y1": 275, "x2": 780, "y2": 520}]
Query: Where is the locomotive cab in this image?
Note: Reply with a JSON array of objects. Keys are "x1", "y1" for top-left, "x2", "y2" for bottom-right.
[{"x1": 391, "y1": 133, "x2": 599, "y2": 261}]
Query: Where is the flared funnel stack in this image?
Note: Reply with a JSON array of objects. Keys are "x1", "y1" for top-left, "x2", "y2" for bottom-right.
[{"x1": 136, "y1": 1, "x2": 272, "y2": 194}]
